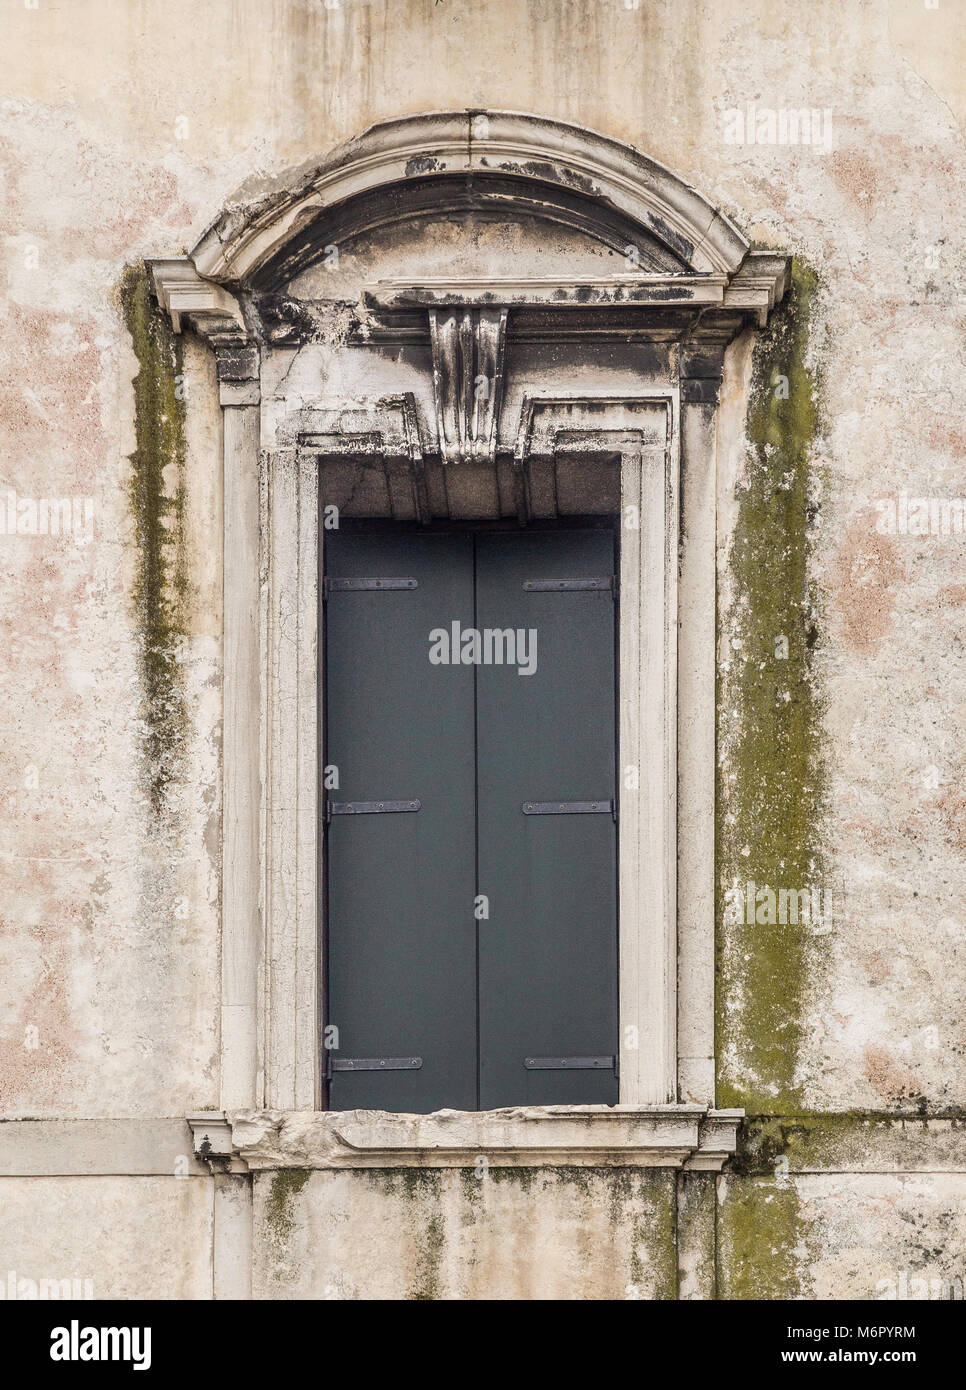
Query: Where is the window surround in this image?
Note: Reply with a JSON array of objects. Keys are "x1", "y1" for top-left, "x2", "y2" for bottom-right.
[{"x1": 151, "y1": 110, "x2": 790, "y2": 1175}]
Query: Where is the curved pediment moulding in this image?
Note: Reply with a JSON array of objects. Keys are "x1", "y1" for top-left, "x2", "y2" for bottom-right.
[{"x1": 190, "y1": 110, "x2": 751, "y2": 287}]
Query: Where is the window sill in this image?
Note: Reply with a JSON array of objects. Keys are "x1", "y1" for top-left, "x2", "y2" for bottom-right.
[{"x1": 187, "y1": 1106, "x2": 743, "y2": 1173}]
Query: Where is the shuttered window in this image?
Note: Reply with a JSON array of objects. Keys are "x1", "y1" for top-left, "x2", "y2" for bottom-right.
[{"x1": 323, "y1": 527, "x2": 618, "y2": 1112}]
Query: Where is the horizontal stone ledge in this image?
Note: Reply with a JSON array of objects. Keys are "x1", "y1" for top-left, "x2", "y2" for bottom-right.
[
  {"x1": 0, "y1": 1119, "x2": 207, "y2": 1177},
  {"x1": 192, "y1": 1106, "x2": 746, "y2": 1172},
  {"x1": 735, "y1": 1114, "x2": 966, "y2": 1175},
  {"x1": 1, "y1": 1112, "x2": 961, "y2": 1177}
]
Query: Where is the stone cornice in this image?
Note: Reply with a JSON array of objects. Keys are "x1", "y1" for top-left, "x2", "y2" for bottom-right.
[
  {"x1": 368, "y1": 275, "x2": 731, "y2": 310},
  {"x1": 149, "y1": 255, "x2": 790, "y2": 365},
  {"x1": 185, "y1": 1106, "x2": 745, "y2": 1172},
  {"x1": 367, "y1": 255, "x2": 789, "y2": 329}
]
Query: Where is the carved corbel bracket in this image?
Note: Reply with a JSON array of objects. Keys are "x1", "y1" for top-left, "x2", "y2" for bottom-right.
[
  {"x1": 429, "y1": 307, "x2": 508, "y2": 466},
  {"x1": 150, "y1": 259, "x2": 260, "y2": 405},
  {"x1": 723, "y1": 251, "x2": 792, "y2": 326},
  {"x1": 149, "y1": 258, "x2": 248, "y2": 344}
]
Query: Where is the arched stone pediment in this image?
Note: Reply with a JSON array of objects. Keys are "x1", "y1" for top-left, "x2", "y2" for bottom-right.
[
  {"x1": 150, "y1": 109, "x2": 791, "y2": 503},
  {"x1": 190, "y1": 110, "x2": 752, "y2": 287}
]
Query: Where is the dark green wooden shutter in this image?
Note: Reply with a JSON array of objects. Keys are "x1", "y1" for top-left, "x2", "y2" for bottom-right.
[
  {"x1": 323, "y1": 532, "x2": 478, "y2": 1111},
  {"x1": 475, "y1": 531, "x2": 618, "y2": 1107},
  {"x1": 324, "y1": 528, "x2": 618, "y2": 1112}
]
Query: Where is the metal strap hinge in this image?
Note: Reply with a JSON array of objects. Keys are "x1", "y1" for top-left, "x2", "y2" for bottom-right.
[
  {"x1": 523, "y1": 577, "x2": 614, "y2": 593},
  {"x1": 522, "y1": 800, "x2": 615, "y2": 820},
  {"x1": 326, "y1": 799, "x2": 421, "y2": 824},
  {"x1": 323, "y1": 577, "x2": 418, "y2": 599},
  {"x1": 524, "y1": 1056, "x2": 616, "y2": 1071},
  {"x1": 327, "y1": 1056, "x2": 422, "y2": 1077}
]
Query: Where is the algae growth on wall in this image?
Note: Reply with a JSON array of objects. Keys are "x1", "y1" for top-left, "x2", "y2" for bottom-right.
[
  {"x1": 120, "y1": 262, "x2": 190, "y2": 816},
  {"x1": 717, "y1": 263, "x2": 829, "y2": 1113}
]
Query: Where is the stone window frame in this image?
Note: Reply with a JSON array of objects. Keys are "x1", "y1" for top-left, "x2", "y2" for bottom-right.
[{"x1": 154, "y1": 110, "x2": 790, "y2": 1173}]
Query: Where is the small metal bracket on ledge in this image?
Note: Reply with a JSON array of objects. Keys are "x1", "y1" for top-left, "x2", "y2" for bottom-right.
[{"x1": 186, "y1": 1113, "x2": 237, "y2": 1168}]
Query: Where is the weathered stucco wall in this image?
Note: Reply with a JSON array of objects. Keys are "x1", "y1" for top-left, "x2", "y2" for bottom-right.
[
  {"x1": 253, "y1": 1168, "x2": 676, "y2": 1300},
  {"x1": 0, "y1": 1176, "x2": 213, "y2": 1300},
  {"x1": 2, "y1": 0, "x2": 965, "y2": 1298}
]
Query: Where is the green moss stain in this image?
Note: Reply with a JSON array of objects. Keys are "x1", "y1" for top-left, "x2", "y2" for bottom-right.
[
  {"x1": 370, "y1": 1166, "x2": 442, "y2": 1202},
  {"x1": 735, "y1": 1112, "x2": 966, "y2": 1175},
  {"x1": 718, "y1": 1176, "x2": 809, "y2": 1301},
  {"x1": 361, "y1": 1166, "x2": 681, "y2": 1299},
  {"x1": 264, "y1": 1168, "x2": 310, "y2": 1247},
  {"x1": 410, "y1": 1209, "x2": 445, "y2": 1300},
  {"x1": 458, "y1": 1165, "x2": 485, "y2": 1212},
  {"x1": 606, "y1": 1167, "x2": 636, "y2": 1227},
  {"x1": 636, "y1": 1172, "x2": 677, "y2": 1300},
  {"x1": 735, "y1": 1113, "x2": 858, "y2": 1177},
  {"x1": 391, "y1": 1170, "x2": 445, "y2": 1301},
  {"x1": 489, "y1": 1165, "x2": 535, "y2": 1194},
  {"x1": 361, "y1": 1169, "x2": 447, "y2": 1300},
  {"x1": 677, "y1": 1172, "x2": 717, "y2": 1299},
  {"x1": 119, "y1": 263, "x2": 189, "y2": 816},
  {"x1": 717, "y1": 261, "x2": 828, "y2": 1111}
]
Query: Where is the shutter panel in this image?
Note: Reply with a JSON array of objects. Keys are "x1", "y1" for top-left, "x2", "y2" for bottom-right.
[
  {"x1": 475, "y1": 530, "x2": 619, "y2": 1108},
  {"x1": 323, "y1": 532, "x2": 477, "y2": 1112}
]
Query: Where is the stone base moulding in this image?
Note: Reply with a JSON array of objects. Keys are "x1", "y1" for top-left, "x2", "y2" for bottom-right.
[{"x1": 187, "y1": 1107, "x2": 744, "y2": 1172}]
